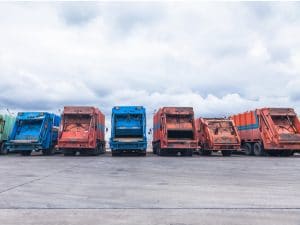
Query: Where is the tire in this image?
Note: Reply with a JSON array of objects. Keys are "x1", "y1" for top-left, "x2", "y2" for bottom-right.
[
  {"x1": 100, "y1": 144, "x2": 106, "y2": 154},
  {"x1": 200, "y1": 149, "x2": 212, "y2": 156},
  {"x1": 91, "y1": 147, "x2": 100, "y2": 156},
  {"x1": 153, "y1": 143, "x2": 159, "y2": 154},
  {"x1": 221, "y1": 150, "x2": 232, "y2": 156},
  {"x1": 244, "y1": 143, "x2": 253, "y2": 156},
  {"x1": 0, "y1": 143, "x2": 8, "y2": 155},
  {"x1": 156, "y1": 148, "x2": 161, "y2": 156},
  {"x1": 253, "y1": 142, "x2": 265, "y2": 156},
  {"x1": 21, "y1": 150, "x2": 32, "y2": 156},
  {"x1": 153, "y1": 147, "x2": 157, "y2": 154},
  {"x1": 159, "y1": 148, "x2": 167, "y2": 156},
  {"x1": 42, "y1": 148, "x2": 55, "y2": 156}
]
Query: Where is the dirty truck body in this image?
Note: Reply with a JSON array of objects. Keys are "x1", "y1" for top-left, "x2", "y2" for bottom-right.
[
  {"x1": 110, "y1": 106, "x2": 147, "y2": 156},
  {"x1": 6, "y1": 112, "x2": 60, "y2": 156},
  {"x1": 0, "y1": 114, "x2": 16, "y2": 154},
  {"x1": 196, "y1": 118, "x2": 241, "y2": 156},
  {"x1": 231, "y1": 108, "x2": 300, "y2": 156},
  {"x1": 153, "y1": 107, "x2": 197, "y2": 156},
  {"x1": 58, "y1": 106, "x2": 105, "y2": 156}
]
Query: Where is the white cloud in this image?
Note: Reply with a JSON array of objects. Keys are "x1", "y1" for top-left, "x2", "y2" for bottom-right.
[{"x1": 1, "y1": 2, "x2": 300, "y2": 128}]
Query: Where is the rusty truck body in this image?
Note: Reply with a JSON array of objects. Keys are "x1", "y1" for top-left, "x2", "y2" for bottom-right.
[
  {"x1": 231, "y1": 108, "x2": 300, "y2": 156},
  {"x1": 196, "y1": 118, "x2": 241, "y2": 156},
  {"x1": 152, "y1": 107, "x2": 197, "y2": 156},
  {"x1": 58, "y1": 106, "x2": 105, "y2": 156}
]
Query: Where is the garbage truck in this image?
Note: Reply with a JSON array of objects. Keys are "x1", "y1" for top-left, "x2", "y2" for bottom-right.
[
  {"x1": 152, "y1": 107, "x2": 197, "y2": 156},
  {"x1": 58, "y1": 106, "x2": 106, "y2": 156},
  {"x1": 110, "y1": 106, "x2": 147, "y2": 156},
  {"x1": 0, "y1": 114, "x2": 16, "y2": 154},
  {"x1": 196, "y1": 117, "x2": 241, "y2": 156},
  {"x1": 231, "y1": 108, "x2": 300, "y2": 156},
  {"x1": 5, "y1": 112, "x2": 60, "y2": 156}
]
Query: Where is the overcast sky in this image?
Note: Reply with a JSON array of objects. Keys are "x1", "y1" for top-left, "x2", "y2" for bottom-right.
[{"x1": 1, "y1": 2, "x2": 300, "y2": 125}]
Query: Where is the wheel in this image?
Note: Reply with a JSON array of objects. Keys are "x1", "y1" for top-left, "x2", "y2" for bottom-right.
[
  {"x1": 156, "y1": 147, "x2": 161, "y2": 156},
  {"x1": 42, "y1": 148, "x2": 55, "y2": 156},
  {"x1": 91, "y1": 147, "x2": 100, "y2": 156},
  {"x1": 221, "y1": 150, "x2": 232, "y2": 156},
  {"x1": 21, "y1": 150, "x2": 32, "y2": 156},
  {"x1": 253, "y1": 143, "x2": 265, "y2": 156},
  {"x1": 0, "y1": 143, "x2": 8, "y2": 155},
  {"x1": 243, "y1": 143, "x2": 253, "y2": 156},
  {"x1": 158, "y1": 148, "x2": 167, "y2": 156},
  {"x1": 100, "y1": 144, "x2": 106, "y2": 154},
  {"x1": 153, "y1": 147, "x2": 157, "y2": 154},
  {"x1": 200, "y1": 149, "x2": 212, "y2": 156},
  {"x1": 95, "y1": 143, "x2": 105, "y2": 155}
]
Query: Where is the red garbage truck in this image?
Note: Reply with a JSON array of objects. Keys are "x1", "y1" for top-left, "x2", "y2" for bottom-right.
[
  {"x1": 196, "y1": 118, "x2": 241, "y2": 156},
  {"x1": 58, "y1": 106, "x2": 105, "y2": 156},
  {"x1": 152, "y1": 107, "x2": 197, "y2": 156},
  {"x1": 231, "y1": 108, "x2": 300, "y2": 156}
]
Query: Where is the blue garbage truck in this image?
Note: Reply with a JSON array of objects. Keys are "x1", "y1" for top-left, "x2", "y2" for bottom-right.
[
  {"x1": 6, "y1": 112, "x2": 60, "y2": 156},
  {"x1": 110, "y1": 106, "x2": 147, "y2": 156}
]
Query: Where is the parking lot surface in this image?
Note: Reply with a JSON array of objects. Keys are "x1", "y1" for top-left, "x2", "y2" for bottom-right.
[{"x1": 0, "y1": 153, "x2": 300, "y2": 224}]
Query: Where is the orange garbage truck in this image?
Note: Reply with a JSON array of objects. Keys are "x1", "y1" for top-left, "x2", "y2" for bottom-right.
[
  {"x1": 196, "y1": 118, "x2": 241, "y2": 156},
  {"x1": 231, "y1": 108, "x2": 300, "y2": 156},
  {"x1": 58, "y1": 106, "x2": 106, "y2": 156},
  {"x1": 152, "y1": 107, "x2": 197, "y2": 156}
]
